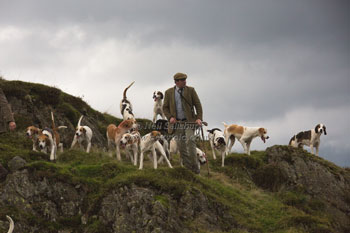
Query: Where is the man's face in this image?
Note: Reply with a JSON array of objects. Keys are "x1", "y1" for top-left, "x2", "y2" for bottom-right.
[{"x1": 175, "y1": 78, "x2": 187, "y2": 88}]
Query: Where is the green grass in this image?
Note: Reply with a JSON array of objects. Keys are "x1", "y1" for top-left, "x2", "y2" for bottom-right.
[{"x1": 0, "y1": 130, "x2": 338, "y2": 232}]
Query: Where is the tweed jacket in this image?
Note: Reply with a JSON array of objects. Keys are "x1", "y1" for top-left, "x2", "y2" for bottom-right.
[
  {"x1": 0, "y1": 88, "x2": 14, "y2": 133},
  {"x1": 163, "y1": 86, "x2": 203, "y2": 122}
]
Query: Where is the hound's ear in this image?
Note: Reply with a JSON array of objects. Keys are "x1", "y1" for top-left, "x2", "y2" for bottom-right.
[
  {"x1": 315, "y1": 124, "x2": 321, "y2": 133},
  {"x1": 83, "y1": 128, "x2": 86, "y2": 134},
  {"x1": 323, "y1": 126, "x2": 327, "y2": 135},
  {"x1": 258, "y1": 128, "x2": 265, "y2": 135},
  {"x1": 159, "y1": 92, "x2": 164, "y2": 99}
]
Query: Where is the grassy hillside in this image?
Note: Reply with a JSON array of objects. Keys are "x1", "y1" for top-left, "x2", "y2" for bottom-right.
[
  {"x1": 0, "y1": 78, "x2": 347, "y2": 232},
  {"x1": 0, "y1": 132, "x2": 337, "y2": 233}
]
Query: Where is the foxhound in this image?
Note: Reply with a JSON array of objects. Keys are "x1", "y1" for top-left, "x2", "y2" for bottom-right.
[
  {"x1": 6, "y1": 215, "x2": 14, "y2": 233},
  {"x1": 289, "y1": 123, "x2": 327, "y2": 156},
  {"x1": 26, "y1": 126, "x2": 41, "y2": 151},
  {"x1": 152, "y1": 91, "x2": 166, "y2": 123},
  {"x1": 71, "y1": 115, "x2": 93, "y2": 153},
  {"x1": 139, "y1": 131, "x2": 173, "y2": 170},
  {"x1": 223, "y1": 122, "x2": 269, "y2": 155},
  {"x1": 120, "y1": 81, "x2": 135, "y2": 120},
  {"x1": 169, "y1": 138, "x2": 207, "y2": 169},
  {"x1": 38, "y1": 112, "x2": 67, "y2": 160},
  {"x1": 106, "y1": 119, "x2": 137, "y2": 160},
  {"x1": 120, "y1": 130, "x2": 141, "y2": 166},
  {"x1": 208, "y1": 128, "x2": 227, "y2": 167}
]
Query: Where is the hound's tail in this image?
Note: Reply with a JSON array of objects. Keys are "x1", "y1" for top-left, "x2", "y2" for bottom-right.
[
  {"x1": 77, "y1": 115, "x2": 84, "y2": 127},
  {"x1": 123, "y1": 81, "x2": 135, "y2": 100},
  {"x1": 6, "y1": 215, "x2": 14, "y2": 233},
  {"x1": 51, "y1": 111, "x2": 56, "y2": 135},
  {"x1": 222, "y1": 122, "x2": 228, "y2": 128},
  {"x1": 288, "y1": 135, "x2": 296, "y2": 146}
]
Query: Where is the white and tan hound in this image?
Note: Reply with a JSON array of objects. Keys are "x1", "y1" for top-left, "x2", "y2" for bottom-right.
[
  {"x1": 289, "y1": 123, "x2": 327, "y2": 156},
  {"x1": 152, "y1": 91, "x2": 166, "y2": 123},
  {"x1": 71, "y1": 115, "x2": 93, "y2": 153},
  {"x1": 26, "y1": 126, "x2": 41, "y2": 151},
  {"x1": 120, "y1": 130, "x2": 141, "y2": 166},
  {"x1": 169, "y1": 138, "x2": 207, "y2": 169},
  {"x1": 38, "y1": 112, "x2": 67, "y2": 160},
  {"x1": 106, "y1": 119, "x2": 137, "y2": 160},
  {"x1": 139, "y1": 131, "x2": 173, "y2": 170},
  {"x1": 223, "y1": 122, "x2": 269, "y2": 155}
]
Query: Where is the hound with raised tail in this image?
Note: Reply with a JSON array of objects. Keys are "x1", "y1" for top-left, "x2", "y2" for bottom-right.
[
  {"x1": 120, "y1": 81, "x2": 135, "y2": 120},
  {"x1": 26, "y1": 126, "x2": 41, "y2": 151},
  {"x1": 106, "y1": 119, "x2": 137, "y2": 160},
  {"x1": 289, "y1": 123, "x2": 327, "y2": 156},
  {"x1": 208, "y1": 128, "x2": 227, "y2": 167},
  {"x1": 139, "y1": 131, "x2": 173, "y2": 170},
  {"x1": 38, "y1": 112, "x2": 67, "y2": 160},
  {"x1": 223, "y1": 122, "x2": 269, "y2": 155},
  {"x1": 152, "y1": 91, "x2": 166, "y2": 123},
  {"x1": 120, "y1": 130, "x2": 141, "y2": 166},
  {"x1": 71, "y1": 115, "x2": 93, "y2": 153}
]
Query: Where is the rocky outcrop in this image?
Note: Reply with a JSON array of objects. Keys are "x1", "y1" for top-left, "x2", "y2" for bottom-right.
[
  {"x1": 254, "y1": 145, "x2": 350, "y2": 232},
  {"x1": 0, "y1": 157, "x2": 234, "y2": 233},
  {"x1": 8, "y1": 156, "x2": 27, "y2": 172}
]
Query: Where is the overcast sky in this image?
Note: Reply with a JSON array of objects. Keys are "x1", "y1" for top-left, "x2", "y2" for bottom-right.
[{"x1": 1, "y1": 0, "x2": 349, "y2": 166}]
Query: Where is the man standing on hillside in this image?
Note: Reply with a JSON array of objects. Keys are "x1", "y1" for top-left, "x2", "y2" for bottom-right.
[
  {"x1": 0, "y1": 87, "x2": 16, "y2": 133},
  {"x1": 163, "y1": 72, "x2": 203, "y2": 174}
]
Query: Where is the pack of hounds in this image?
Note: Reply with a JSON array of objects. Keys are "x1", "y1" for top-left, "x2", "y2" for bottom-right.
[{"x1": 25, "y1": 81, "x2": 327, "y2": 169}]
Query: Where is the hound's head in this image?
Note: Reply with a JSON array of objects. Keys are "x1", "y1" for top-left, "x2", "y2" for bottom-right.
[
  {"x1": 119, "y1": 119, "x2": 137, "y2": 130},
  {"x1": 258, "y1": 128, "x2": 269, "y2": 143},
  {"x1": 208, "y1": 128, "x2": 226, "y2": 149},
  {"x1": 38, "y1": 133, "x2": 50, "y2": 150},
  {"x1": 120, "y1": 133, "x2": 132, "y2": 148},
  {"x1": 196, "y1": 148, "x2": 207, "y2": 165},
  {"x1": 315, "y1": 124, "x2": 327, "y2": 135},
  {"x1": 150, "y1": 131, "x2": 161, "y2": 140},
  {"x1": 26, "y1": 126, "x2": 40, "y2": 138},
  {"x1": 153, "y1": 91, "x2": 164, "y2": 101},
  {"x1": 75, "y1": 126, "x2": 86, "y2": 138}
]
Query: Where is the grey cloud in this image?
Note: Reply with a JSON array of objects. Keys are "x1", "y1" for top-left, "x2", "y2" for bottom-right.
[{"x1": 0, "y1": 0, "x2": 349, "y2": 166}]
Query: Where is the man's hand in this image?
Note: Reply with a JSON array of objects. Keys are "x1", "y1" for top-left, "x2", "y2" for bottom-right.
[
  {"x1": 9, "y1": 121, "x2": 16, "y2": 131},
  {"x1": 170, "y1": 117, "x2": 177, "y2": 124},
  {"x1": 195, "y1": 119, "x2": 202, "y2": 126}
]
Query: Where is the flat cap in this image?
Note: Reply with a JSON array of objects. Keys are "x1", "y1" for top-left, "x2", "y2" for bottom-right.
[{"x1": 173, "y1": 72, "x2": 187, "y2": 80}]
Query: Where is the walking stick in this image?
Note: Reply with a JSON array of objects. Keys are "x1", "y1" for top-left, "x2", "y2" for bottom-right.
[{"x1": 199, "y1": 123, "x2": 210, "y2": 177}]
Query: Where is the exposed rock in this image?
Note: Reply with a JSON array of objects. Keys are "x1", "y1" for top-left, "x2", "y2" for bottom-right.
[
  {"x1": 0, "y1": 169, "x2": 86, "y2": 232},
  {"x1": 98, "y1": 185, "x2": 226, "y2": 233},
  {"x1": 260, "y1": 145, "x2": 350, "y2": 232},
  {"x1": 8, "y1": 156, "x2": 27, "y2": 172}
]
